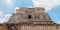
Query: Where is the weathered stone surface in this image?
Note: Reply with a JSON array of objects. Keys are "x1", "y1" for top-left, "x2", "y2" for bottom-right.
[
  {"x1": 7, "y1": 7, "x2": 53, "y2": 24},
  {"x1": 0, "y1": 7, "x2": 60, "y2": 30}
]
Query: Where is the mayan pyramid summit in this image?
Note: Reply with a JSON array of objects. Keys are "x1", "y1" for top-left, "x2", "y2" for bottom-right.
[
  {"x1": 0, "y1": 7, "x2": 60, "y2": 30},
  {"x1": 8, "y1": 7, "x2": 53, "y2": 24}
]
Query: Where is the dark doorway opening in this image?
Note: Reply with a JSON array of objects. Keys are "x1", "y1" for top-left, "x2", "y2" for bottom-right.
[{"x1": 28, "y1": 15, "x2": 31, "y2": 19}]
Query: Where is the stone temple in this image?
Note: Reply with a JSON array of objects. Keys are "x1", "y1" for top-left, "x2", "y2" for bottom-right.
[{"x1": 0, "y1": 7, "x2": 60, "y2": 30}]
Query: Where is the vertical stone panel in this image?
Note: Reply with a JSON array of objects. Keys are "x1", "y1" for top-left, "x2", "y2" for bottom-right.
[
  {"x1": 20, "y1": 25, "x2": 59, "y2": 30},
  {"x1": 58, "y1": 25, "x2": 60, "y2": 30}
]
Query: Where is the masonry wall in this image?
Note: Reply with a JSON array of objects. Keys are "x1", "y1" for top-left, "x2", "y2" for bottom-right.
[
  {"x1": 0, "y1": 26, "x2": 3, "y2": 30},
  {"x1": 58, "y1": 25, "x2": 60, "y2": 30},
  {"x1": 0, "y1": 24, "x2": 60, "y2": 30},
  {"x1": 0, "y1": 25, "x2": 8, "y2": 30},
  {"x1": 20, "y1": 25, "x2": 58, "y2": 30}
]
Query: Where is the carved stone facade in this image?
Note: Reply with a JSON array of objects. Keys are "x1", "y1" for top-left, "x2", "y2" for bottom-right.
[{"x1": 0, "y1": 7, "x2": 60, "y2": 30}]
